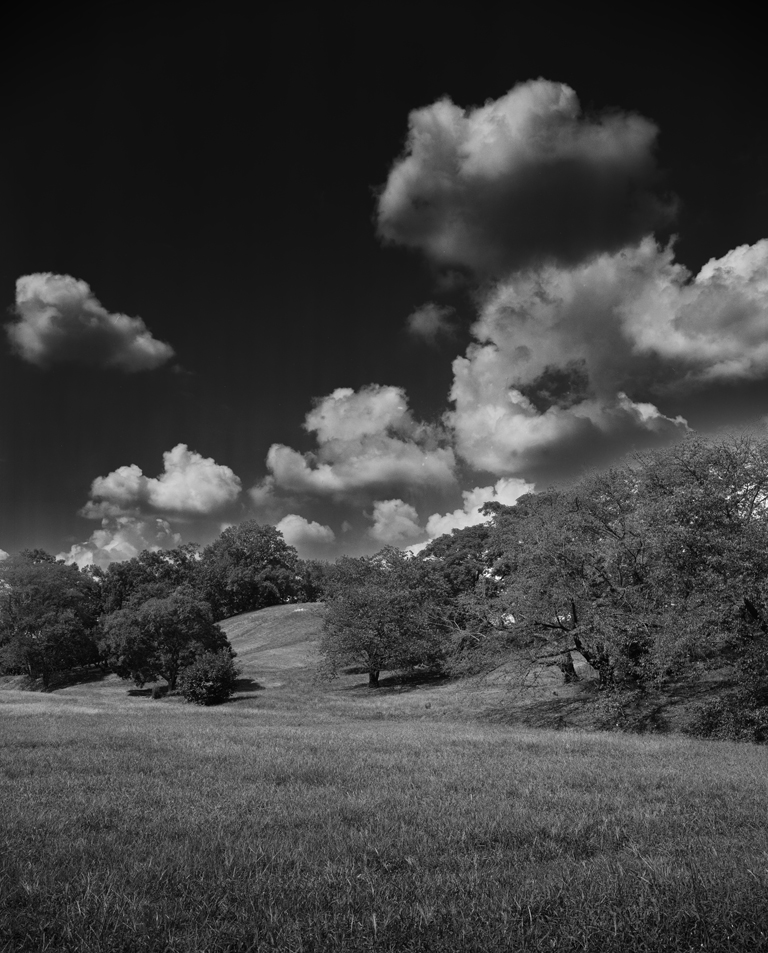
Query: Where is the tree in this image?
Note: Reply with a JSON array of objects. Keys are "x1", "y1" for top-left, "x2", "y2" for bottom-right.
[
  {"x1": 321, "y1": 549, "x2": 451, "y2": 686},
  {"x1": 0, "y1": 552, "x2": 101, "y2": 687},
  {"x1": 99, "y1": 586, "x2": 232, "y2": 690},
  {"x1": 99, "y1": 544, "x2": 202, "y2": 614},
  {"x1": 199, "y1": 522, "x2": 299, "y2": 619}
]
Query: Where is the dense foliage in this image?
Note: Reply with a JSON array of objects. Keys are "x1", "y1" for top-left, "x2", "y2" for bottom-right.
[
  {"x1": 177, "y1": 649, "x2": 240, "y2": 705},
  {"x1": 99, "y1": 587, "x2": 232, "y2": 690},
  {"x1": 417, "y1": 435, "x2": 768, "y2": 739},
  {"x1": 0, "y1": 551, "x2": 101, "y2": 686},
  {"x1": 321, "y1": 549, "x2": 452, "y2": 686},
  {"x1": 198, "y1": 521, "x2": 301, "y2": 620}
]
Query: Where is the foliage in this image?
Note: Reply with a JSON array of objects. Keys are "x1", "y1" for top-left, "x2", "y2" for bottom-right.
[
  {"x1": 689, "y1": 691, "x2": 768, "y2": 743},
  {"x1": 0, "y1": 551, "x2": 101, "y2": 686},
  {"x1": 99, "y1": 586, "x2": 232, "y2": 690},
  {"x1": 177, "y1": 650, "x2": 240, "y2": 705},
  {"x1": 321, "y1": 549, "x2": 452, "y2": 686},
  {"x1": 294, "y1": 558, "x2": 332, "y2": 602},
  {"x1": 199, "y1": 521, "x2": 299, "y2": 620},
  {"x1": 99, "y1": 544, "x2": 203, "y2": 614},
  {"x1": 410, "y1": 435, "x2": 768, "y2": 731}
]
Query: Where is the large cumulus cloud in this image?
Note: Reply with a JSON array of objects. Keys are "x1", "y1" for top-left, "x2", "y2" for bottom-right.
[
  {"x1": 263, "y1": 385, "x2": 456, "y2": 498},
  {"x1": 7, "y1": 273, "x2": 175, "y2": 371},
  {"x1": 378, "y1": 80, "x2": 673, "y2": 276},
  {"x1": 446, "y1": 237, "x2": 768, "y2": 479}
]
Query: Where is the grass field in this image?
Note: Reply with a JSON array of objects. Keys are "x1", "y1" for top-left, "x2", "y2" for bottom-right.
[{"x1": 2, "y1": 604, "x2": 767, "y2": 952}]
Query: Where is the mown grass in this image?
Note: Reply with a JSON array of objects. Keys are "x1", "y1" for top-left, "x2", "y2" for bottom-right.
[{"x1": 2, "y1": 692, "x2": 768, "y2": 952}]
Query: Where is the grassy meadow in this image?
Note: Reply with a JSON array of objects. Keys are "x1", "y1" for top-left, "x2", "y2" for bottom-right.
[{"x1": 2, "y1": 604, "x2": 767, "y2": 952}]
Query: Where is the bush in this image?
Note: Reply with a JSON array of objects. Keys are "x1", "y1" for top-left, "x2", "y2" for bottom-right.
[
  {"x1": 177, "y1": 651, "x2": 239, "y2": 706},
  {"x1": 689, "y1": 691, "x2": 768, "y2": 743}
]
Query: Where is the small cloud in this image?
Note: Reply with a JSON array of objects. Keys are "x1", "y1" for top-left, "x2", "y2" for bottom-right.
[
  {"x1": 378, "y1": 79, "x2": 673, "y2": 277},
  {"x1": 406, "y1": 303, "x2": 456, "y2": 343},
  {"x1": 82, "y1": 444, "x2": 241, "y2": 518},
  {"x1": 263, "y1": 385, "x2": 456, "y2": 498},
  {"x1": 276, "y1": 514, "x2": 336, "y2": 558},
  {"x1": 0, "y1": 549, "x2": 9, "y2": 561},
  {"x1": 424, "y1": 477, "x2": 533, "y2": 539},
  {"x1": 368, "y1": 499, "x2": 423, "y2": 546},
  {"x1": 58, "y1": 516, "x2": 182, "y2": 568},
  {"x1": 7, "y1": 273, "x2": 174, "y2": 371}
]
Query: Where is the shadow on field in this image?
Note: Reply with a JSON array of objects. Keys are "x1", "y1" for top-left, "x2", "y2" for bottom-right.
[
  {"x1": 223, "y1": 677, "x2": 266, "y2": 702},
  {"x1": 482, "y1": 672, "x2": 738, "y2": 734},
  {"x1": 342, "y1": 670, "x2": 452, "y2": 693}
]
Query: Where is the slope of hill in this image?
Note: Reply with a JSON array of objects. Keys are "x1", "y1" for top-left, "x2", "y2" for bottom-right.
[{"x1": 219, "y1": 602, "x2": 325, "y2": 684}]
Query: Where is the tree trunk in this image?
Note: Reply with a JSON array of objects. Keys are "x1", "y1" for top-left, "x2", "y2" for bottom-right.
[{"x1": 368, "y1": 670, "x2": 380, "y2": 688}]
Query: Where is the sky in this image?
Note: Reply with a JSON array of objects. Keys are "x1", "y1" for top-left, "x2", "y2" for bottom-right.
[{"x1": 2, "y1": 7, "x2": 768, "y2": 565}]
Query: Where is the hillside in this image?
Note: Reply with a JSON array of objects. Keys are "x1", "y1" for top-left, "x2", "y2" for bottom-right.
[
  {"x1": 0, "y1": 597, "x2": 739, "y2": 737},
  {"x1": 219, "y1": 602, "x2": 325, "y2": 686}
]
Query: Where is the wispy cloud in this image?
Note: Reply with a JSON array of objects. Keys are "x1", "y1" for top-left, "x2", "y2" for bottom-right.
[{"x1": 406, "y1": 303, "x2": 456, "y2": 343}]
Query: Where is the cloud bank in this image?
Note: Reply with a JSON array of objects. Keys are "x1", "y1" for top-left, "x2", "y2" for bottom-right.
[
  {"x1": 378, "y1": 79, "x2": 673, "y2": 276},
  {"x1": 8, "y1": 273, "x2": 175, "y2": 371}
]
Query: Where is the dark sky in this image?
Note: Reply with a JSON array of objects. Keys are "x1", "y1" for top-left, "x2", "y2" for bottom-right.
[{"x1": 2, "y1": 7, "x2": 767, "y2": 563}]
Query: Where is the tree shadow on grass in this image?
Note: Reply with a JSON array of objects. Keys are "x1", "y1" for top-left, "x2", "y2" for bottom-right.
[
  {"x1": 222, "y1": 677, "x2": 266, "y2": 702},
  {"x1": 341, "y1": 669, "x2": 453, "y2": 694},
  {"x1": 42, "y1": 666, "x2": 111, "y2": 692}
]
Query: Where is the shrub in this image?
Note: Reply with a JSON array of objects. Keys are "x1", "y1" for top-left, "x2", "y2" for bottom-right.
[
  {"x1": 688, "y1": 691, "x2": 768, "y2": 743},
  {"x1": 177, "y1": 651, "x2": 239, "y2": 706}
]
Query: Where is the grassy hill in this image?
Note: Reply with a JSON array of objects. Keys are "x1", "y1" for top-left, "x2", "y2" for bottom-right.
[
  {"x1": 2, "y1": 603, "x2": 768, "y2": 951},
  {"x1": 220, "y1": 602, "x2": 325, "y2": 680}
]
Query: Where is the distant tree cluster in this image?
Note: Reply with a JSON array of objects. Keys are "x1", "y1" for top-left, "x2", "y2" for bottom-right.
[{"x1": 0, "y1": 520, "x2": 320, "y2": 702}]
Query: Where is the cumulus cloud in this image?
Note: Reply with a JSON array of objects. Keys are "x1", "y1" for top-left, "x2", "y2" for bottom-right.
[
  {"x1": 0, "y1": 549, "x2": 9, "y2": 561},
  {"x1": 264, "y1": 385, "x2": 456, "y2": 498},
  {"x1": 406, "y1": 303, "x2": 456, "y2": 343},
  {"x1": 444, "y1": 235, "x2": 768, "y2": 479},
  {"x1": 7, "y1": 273, "x2": 174, "y2": 371},
  {"x1": 82, "y1": 444, "x2": 242, "y2": 518},
  {"x1": 276, "y1": 514, "x2": 336, "y2": 558},
  {"x1": 424, "y1": 477, "x2": 533, "y2": 539},
  {"x1": 58, "y1": 516, "x2": 182, "y2": 568},
  {"x1": 446, "y1": 239, "x2": 735, "y2": 478},
  {"x1": 368, "y1": 499, "x2": 423, "y2": 546},
  {"x1": 378, "y1": 79, "x2": 673, "y2": 277}
]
